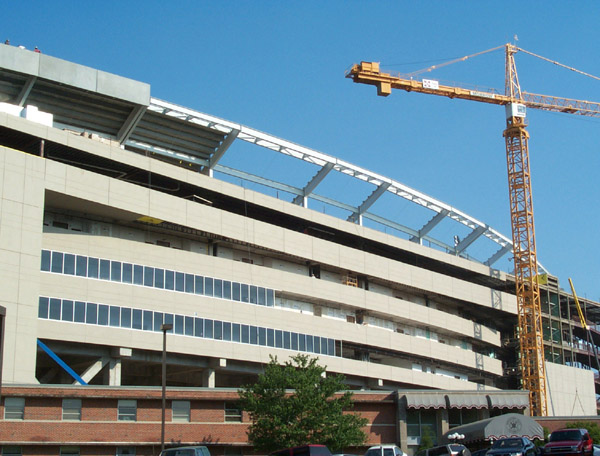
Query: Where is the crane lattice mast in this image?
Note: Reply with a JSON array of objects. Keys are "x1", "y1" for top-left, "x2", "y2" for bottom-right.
[{"x1": 503, "y1": 44, "x2": 547, "y2": 417}]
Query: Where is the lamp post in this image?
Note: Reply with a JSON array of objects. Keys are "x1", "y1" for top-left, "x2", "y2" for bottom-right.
[{"x1": 160, "y1": 323, "x2": 173, "y2": 453}]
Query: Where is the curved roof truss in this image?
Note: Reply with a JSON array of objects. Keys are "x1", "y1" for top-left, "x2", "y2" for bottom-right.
[{"x1": 134, "y1": 98, "x2": 545, "y2": 273}]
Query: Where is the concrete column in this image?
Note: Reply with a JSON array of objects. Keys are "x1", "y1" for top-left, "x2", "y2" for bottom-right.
[
  {"x1": 109, "y1": 358, "x2": 122, "y2": 386},
  {"x1": 438, "y1": 408, "x2": 450, "y2": 438},
  {"x1": 397, "y1": 394, "x2": 408, "y2": 452},
  {"x1": 202, "y1": 368, "x2": 215, "y2": 388}
]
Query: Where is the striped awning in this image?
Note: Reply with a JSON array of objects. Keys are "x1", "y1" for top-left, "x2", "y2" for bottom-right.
[
  {"x1": 405, "y1": 393, "x2": 446, "y2": 409},
  {"x1": 487, "y1": 393, "x2": 529, "y2": 409},
  {"x1": 447, "y1": 393, "x2": 489, "y2": 409}
]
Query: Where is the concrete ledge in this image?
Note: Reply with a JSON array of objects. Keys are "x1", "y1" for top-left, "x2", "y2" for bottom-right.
[{"x1": 0, "y1": 45, "x2": 150, "y2": 106}]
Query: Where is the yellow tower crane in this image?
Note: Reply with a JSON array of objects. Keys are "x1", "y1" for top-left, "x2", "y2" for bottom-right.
[{"x1": 346, "y1": 44, "x2": 600, "y2": 416}]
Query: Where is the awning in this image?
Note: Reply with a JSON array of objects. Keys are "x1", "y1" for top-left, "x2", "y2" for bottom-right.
[
  {"x1": 441, "y1": 413, "x2": 543, "y2": 444},
  {"x1": 447, "y1": 393, "x2": 489, "y2": 409},
  {"x1": 487, "y1": 393, "x2": 529, "y2": 409},
  {"x1": 405, "y1": 393, "x2": 446, "y2": 409}
]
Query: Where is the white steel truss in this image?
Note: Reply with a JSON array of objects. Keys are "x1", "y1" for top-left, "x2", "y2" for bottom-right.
[{"x1": 143, "y1": 98, "x2": 547, "y2": 273}]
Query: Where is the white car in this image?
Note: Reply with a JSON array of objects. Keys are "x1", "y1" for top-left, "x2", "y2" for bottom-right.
[{"x1": 365, "y1": 445, "x2": 407, "y2": 456}]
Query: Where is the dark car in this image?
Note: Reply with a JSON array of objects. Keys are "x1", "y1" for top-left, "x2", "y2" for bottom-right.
[
  {"x1": 471, "y1": 449, "x2": 489, "y2": 456},
  {"x1": 544, "y1": 429, "x2": 593, "y2": 456},
  {"x1": 271, "y1": 445, "x2": 333, "y2": 456},
  {"x1": 487, "y1": 438, "x2": 537, "y2": 456}
]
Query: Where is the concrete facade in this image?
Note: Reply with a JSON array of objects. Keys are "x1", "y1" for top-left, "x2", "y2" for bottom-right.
[{"x1": 0, "y1": 45, "x2": 598, "y2": 456}]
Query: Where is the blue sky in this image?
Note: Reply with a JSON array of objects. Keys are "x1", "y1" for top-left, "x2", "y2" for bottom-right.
[{"x1": 3, "y1": 2, "x2": 600, "y2": 301}]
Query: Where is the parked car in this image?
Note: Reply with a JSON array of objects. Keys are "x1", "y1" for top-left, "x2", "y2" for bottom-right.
[
  {"x1": 544, "y1": 429, "x2": 593, "y2": 456},
  {"x1": 271, "y1": 445, "x2": 333, "y2": 456},
  {"x1": 471, "y1": 449, "x2": 489, "y2": 456},
  {"x1": 415, "y1": 444, "x2": 470, "y2": 456},
  {"x1": 487, "y1": 438, "x2": 537, "y2": 456},
  {"x1": 159, "y1": 446, "x2": 211, "y2": 456},
  {"x1": 365, "y1": 444, "x2": 407, "y2": 456}
]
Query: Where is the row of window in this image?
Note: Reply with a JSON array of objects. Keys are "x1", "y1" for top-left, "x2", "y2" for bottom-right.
[
  {"x1": 41, "y1": 250, "x2": 275, "y2": 306},
  {"x1": 4, "y1": 397, "x2": 241, "y2": 423},
  {"x1": 38, "y1": 297, "x2": 338, "y2": 356}
]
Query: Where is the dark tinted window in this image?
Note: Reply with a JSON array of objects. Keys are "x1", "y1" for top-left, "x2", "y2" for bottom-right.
[
  {"x1": 41, "y1": 250, "x2": 51, "y2": 271},
  {"x1": 550, "y1": 431, "x2": 584, "y2": 442}
]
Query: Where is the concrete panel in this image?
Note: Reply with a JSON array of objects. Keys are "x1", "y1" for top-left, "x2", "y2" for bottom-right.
[
  {"x1": 38, "y1": 54, "x2": 97, "y2": 92},
  {"x1": 97, "y1": 70, "x2": 150, "y2": 106},
  {"x1": 0, "y1": 45, "x2": 40, "y2": 76},
  {"x1": 546, "y1": 362, "x2": 596, "y2": 416}
]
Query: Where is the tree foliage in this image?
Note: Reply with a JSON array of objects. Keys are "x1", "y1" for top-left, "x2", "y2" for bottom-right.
[
  {"x1": 418, "y1": 427, "x2": 435, "y2": 450},
  {"x1": 566, "y1": 422, "x2": 600, "y2": 443},
  {"x1": 238, "y1": 354, "x2": 368, "y2": 453}
]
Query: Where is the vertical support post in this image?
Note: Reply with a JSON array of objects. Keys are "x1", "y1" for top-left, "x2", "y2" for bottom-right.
[
  {"x1": 160, "y1": 323, "x2": 173, "y2": 453},
  {"x1": 503, "y1": 115, "x2": 547, "y2": 416}
]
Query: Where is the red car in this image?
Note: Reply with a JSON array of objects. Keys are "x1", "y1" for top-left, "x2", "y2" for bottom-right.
[{"x1": 544, "y1": 429, "x2": 593, "y2": 456}]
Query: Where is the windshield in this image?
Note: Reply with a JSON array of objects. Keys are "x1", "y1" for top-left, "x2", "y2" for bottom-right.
[
  {"x1": 492, "y1": 439, "x2": 522, "y2": 449},
  {"x1": 550, "y1": 431, "x2": 583, "y2": 442}
]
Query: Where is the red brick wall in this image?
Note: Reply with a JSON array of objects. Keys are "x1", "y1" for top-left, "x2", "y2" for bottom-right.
[{"x1": 0, "y1": 386, "x2": 394, "y2": 455}]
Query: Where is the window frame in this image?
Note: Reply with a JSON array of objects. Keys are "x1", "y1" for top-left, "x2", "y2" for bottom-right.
[
  {"x1": 224, "y1": 402, "x2": 242, "y2": 422},
  {"x1": 4, "y1": 397, "x2": 25, "y2": 420},
  {"x1": 117, "y1": 399, "x2": 137, "y2": 421},
  {"x1": 172, "y1": 400, "x2": 191, "y2": 423},
  {"x1": 62, "y1": 398, "x2": 82, "y2": 421}
]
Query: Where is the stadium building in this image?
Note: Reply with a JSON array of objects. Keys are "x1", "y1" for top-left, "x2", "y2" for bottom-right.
[{"x1": 0, "y1": 45, "x2": 598, "y2": 456}]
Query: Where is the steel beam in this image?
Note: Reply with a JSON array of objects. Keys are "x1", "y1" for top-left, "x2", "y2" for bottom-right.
[
  {"x1": 146, "y1": 98, "x2": 527, "y2": 271},
  {"x1": 203, "y1": 128, "x2": 240, "y2": 176},
  {"x1": 348, "y1": 182, "x2": 391, "y2": 224},
  {"x1": 16, "y1": 76, "x2": 36, "y2": 107},
  {"x1": 117, "y1": 105, "x2": 147, "y2": 144},
  {"x1": 455, "y1": 226, "x2": 487, "y2": 254},
  {"x1": 292, "y1": 162, "x2": 334, "y2": 206}
]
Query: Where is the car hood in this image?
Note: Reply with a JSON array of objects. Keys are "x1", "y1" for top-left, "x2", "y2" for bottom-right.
[
  {"x1": 487, "y1": 448, "x2": 526, "y2": 455},
  {"x1": 546, "y1": 441, "x2": 582, "y2": 447}
]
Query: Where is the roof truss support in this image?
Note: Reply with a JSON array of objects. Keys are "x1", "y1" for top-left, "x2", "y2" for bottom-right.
[
  {"x1": 146, "y1": 98, "x2": 535, "y2": 272},
  {"x1": 485, "y1": 244, "x2": 513, "y2": 267},
  {"x1": 202, "y1": 128, "x2": 239, "y2": 176},
  {"x1": 16, "y1": 75, "x2": 37, "y2": 107},
  {"x1": 292, "y1": 162, "x2": 334, "y2": 206},
  {"x1": 117, "y1": 105, "x2": 147, "y2": 144},
  {"x1": 410, "y1": 209, "x2": 450, "y2": 243},
  {"x1": 348, "y1": 182, "x2": 391, "y2": 224},
  {"x1": 455, "y1": 225, "x2": 487, "y2": 254}
]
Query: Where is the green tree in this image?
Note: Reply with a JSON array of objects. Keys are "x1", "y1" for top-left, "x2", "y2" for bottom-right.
[
  {"x1": 566, "y1": 422, "x2": 600, "y2": 443},
  {"x1": 238, "y1": 354, "x2": 368, "y2": 453},
  {"x1": 418, "y1": 427, "x2": 435, "y2": 451}
]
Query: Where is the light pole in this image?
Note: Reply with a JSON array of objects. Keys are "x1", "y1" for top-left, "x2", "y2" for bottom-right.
[{"x1": 160, "y1": 323, "x2": 173, "y2": 453}]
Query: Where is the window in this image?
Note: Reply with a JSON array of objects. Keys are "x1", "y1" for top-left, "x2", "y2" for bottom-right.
[
  {"x1": 224, "y1": 449, "x2": 243, "y2": 456},
  {"x1": 116, "y1": 447, "x2": 135, "y2": 456},
  {"x1": 62, "y1": 398, "x2": 82, "y2": 420},
  {"x1": 51, "y1": 251, "x2": 63, "y2": 273},
  {"x1": 41, "y1": 250, "x2": 51, "y2": 271},
  {"x1": 2, "y1": 447, "x2": 22, "y2": 456},
  {"x1": 118, "y1": 400, "x2": 137, "y2": 421},
  {"x1": 60, "y1": 447, "x2": 80, "y2": 456},
  {"x1": 224, "y1": 402, "x2": 242, "y2": 422},
  {"x1": 4, "y1": 397, "x2": 25, "y2": 420},
  {"x1": 116, "y1": 448, "x2": 136, "y2": 456},
  {"x1": 38, "y1": 297, "x2": 49, "y2": 318},
  {"x1": 172, "y1": 400, "x2": 191, "y2": 422}
]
